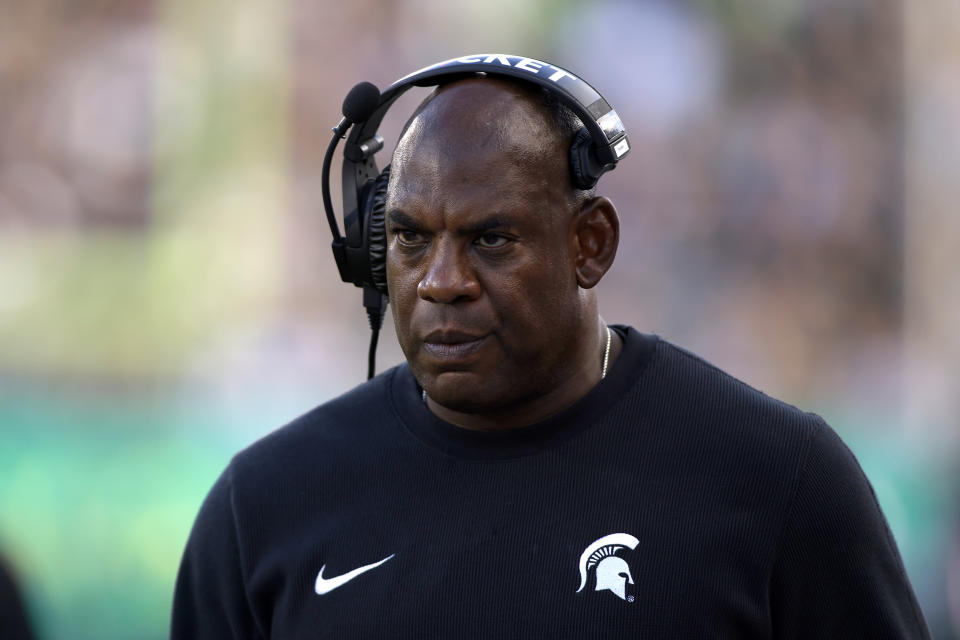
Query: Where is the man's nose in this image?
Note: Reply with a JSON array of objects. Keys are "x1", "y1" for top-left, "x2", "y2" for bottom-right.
[{"x1": 417, "y1": 241, "x2": 481, "y2": 304}]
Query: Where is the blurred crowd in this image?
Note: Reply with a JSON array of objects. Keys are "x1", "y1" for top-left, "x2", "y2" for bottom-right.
[{"x1": 0, "y1": 0, "x2": 911, "y2": 407}]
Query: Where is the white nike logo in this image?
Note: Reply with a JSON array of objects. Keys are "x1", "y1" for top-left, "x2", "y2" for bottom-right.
[{"x1": 314, "y1": 554, "x2": 395, "y2": 595}]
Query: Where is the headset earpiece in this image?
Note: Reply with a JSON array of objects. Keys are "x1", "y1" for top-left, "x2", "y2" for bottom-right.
[
  {"x1": 365, "y1": 165, "x2": 391, "y2": 296},
  {"x1": 569, "y1": 127, "x2": 598, "y2": 190}
]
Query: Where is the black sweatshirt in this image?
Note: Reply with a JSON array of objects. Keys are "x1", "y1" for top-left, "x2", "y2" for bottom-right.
[{"x1": 171, "y1": 327, "x2": 930, "y2": 638}]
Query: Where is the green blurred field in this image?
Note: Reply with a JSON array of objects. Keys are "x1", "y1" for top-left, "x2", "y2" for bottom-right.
[{"x1": 0, "y1": 384, "x2": 306, "y2": 639}]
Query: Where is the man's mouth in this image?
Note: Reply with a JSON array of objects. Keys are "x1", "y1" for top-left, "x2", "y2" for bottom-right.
[{"x1": 421, "y1": 330, "x2": 488, "y2": 362}]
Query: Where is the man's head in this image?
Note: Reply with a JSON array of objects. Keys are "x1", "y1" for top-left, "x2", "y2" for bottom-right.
[{"x1": 385, "y1": 77, "x2": 620, "y2": 428}]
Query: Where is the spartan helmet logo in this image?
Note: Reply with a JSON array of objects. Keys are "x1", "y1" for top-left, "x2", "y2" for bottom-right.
[{"x1": 576, "y1": 533, "x2": 640, "y2": 602}]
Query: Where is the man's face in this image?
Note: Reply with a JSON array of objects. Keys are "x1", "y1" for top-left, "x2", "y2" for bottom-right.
[{"x1": 385, "y1": 80, "x2": 586, "y2": 414}]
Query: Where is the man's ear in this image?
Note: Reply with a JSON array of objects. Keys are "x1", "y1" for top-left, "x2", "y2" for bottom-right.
[{"x1": 572, "y1": 196, "x2": 619, "y2": 289}]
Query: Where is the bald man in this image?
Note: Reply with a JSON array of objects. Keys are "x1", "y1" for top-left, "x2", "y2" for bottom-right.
[{"x1": 172, "y1": 76, "x2": 929, "y2": 639}]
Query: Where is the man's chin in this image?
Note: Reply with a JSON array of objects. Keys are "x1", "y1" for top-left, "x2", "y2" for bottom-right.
[{"x1": 420, "y1": 371, "x2": 510, "y2": 414}]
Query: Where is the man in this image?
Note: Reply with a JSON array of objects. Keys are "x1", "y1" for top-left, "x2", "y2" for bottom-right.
[{"x1": 172, "y1": 73, "x2": 930, "y2": 638}]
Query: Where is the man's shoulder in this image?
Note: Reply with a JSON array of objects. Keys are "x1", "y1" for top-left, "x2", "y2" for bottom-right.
[
  {"x1": 641, "y1": 333, "x2": 825, "y2": 450},
  {"x1": 662, "y1": 338, "x2": 808, "y2": 404},
  {"x1": 230, "y1": 365, "x2": 405, "y2": 481}
]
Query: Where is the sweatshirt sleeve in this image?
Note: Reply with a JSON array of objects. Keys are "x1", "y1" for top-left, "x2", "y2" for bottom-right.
[
  {"x1": 171, "y1": 465, "x2": 265, "y2": 640},
  {"x1": 768, "y1": 418, "x2": 930, "y2": 639}
]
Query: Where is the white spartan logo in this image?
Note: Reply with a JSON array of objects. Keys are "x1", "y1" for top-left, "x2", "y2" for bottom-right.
[{"x1": 576, "y1": 533, "x2": 640, "y2": 602}]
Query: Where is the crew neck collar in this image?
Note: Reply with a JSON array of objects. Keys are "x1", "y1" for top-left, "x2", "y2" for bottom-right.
[{"x1": 389, "y1": 326, "x2": 658, "y2": 459}]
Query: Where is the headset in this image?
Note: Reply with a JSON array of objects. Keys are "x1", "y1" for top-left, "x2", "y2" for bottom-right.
[{"x1": 321, "y1": 54, "x2": 631, "y2": 379}]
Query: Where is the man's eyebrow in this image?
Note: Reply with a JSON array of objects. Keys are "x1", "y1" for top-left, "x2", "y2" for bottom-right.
[
  {"x1": 388, "y1": 210, "x2": 425, "y2": 231},
  {"x1": 388, "y1": 211, "x2": 520, "y2": 235},
  {"x1": 459, "y1": 215, "x2": 517, "y2": 236}
]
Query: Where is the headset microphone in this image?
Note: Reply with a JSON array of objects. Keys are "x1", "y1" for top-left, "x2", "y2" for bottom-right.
[
  {"x1": 339, "y1": 82, "x2": 381, "y2": 134},
  {"x1": 323, "y1": 55, "x2": 630, "y2": 381}
]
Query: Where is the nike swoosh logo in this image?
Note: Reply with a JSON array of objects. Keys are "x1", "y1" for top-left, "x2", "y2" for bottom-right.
[{"x1": 314, "y1": 553, "x2": 395, "y2": 595}]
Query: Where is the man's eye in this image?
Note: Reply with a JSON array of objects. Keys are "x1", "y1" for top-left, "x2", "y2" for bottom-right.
[
  {"x1": 396, "y1": 230, "x2": 423, "y2": 245},
  {"x1": 476, "y1": 233, "x2": 509, "y2": 249}
]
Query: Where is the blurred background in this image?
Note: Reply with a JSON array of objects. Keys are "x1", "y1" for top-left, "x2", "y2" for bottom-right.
[{"x1": 0, "y1": 0, "x2": 957, "y2": 637}]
